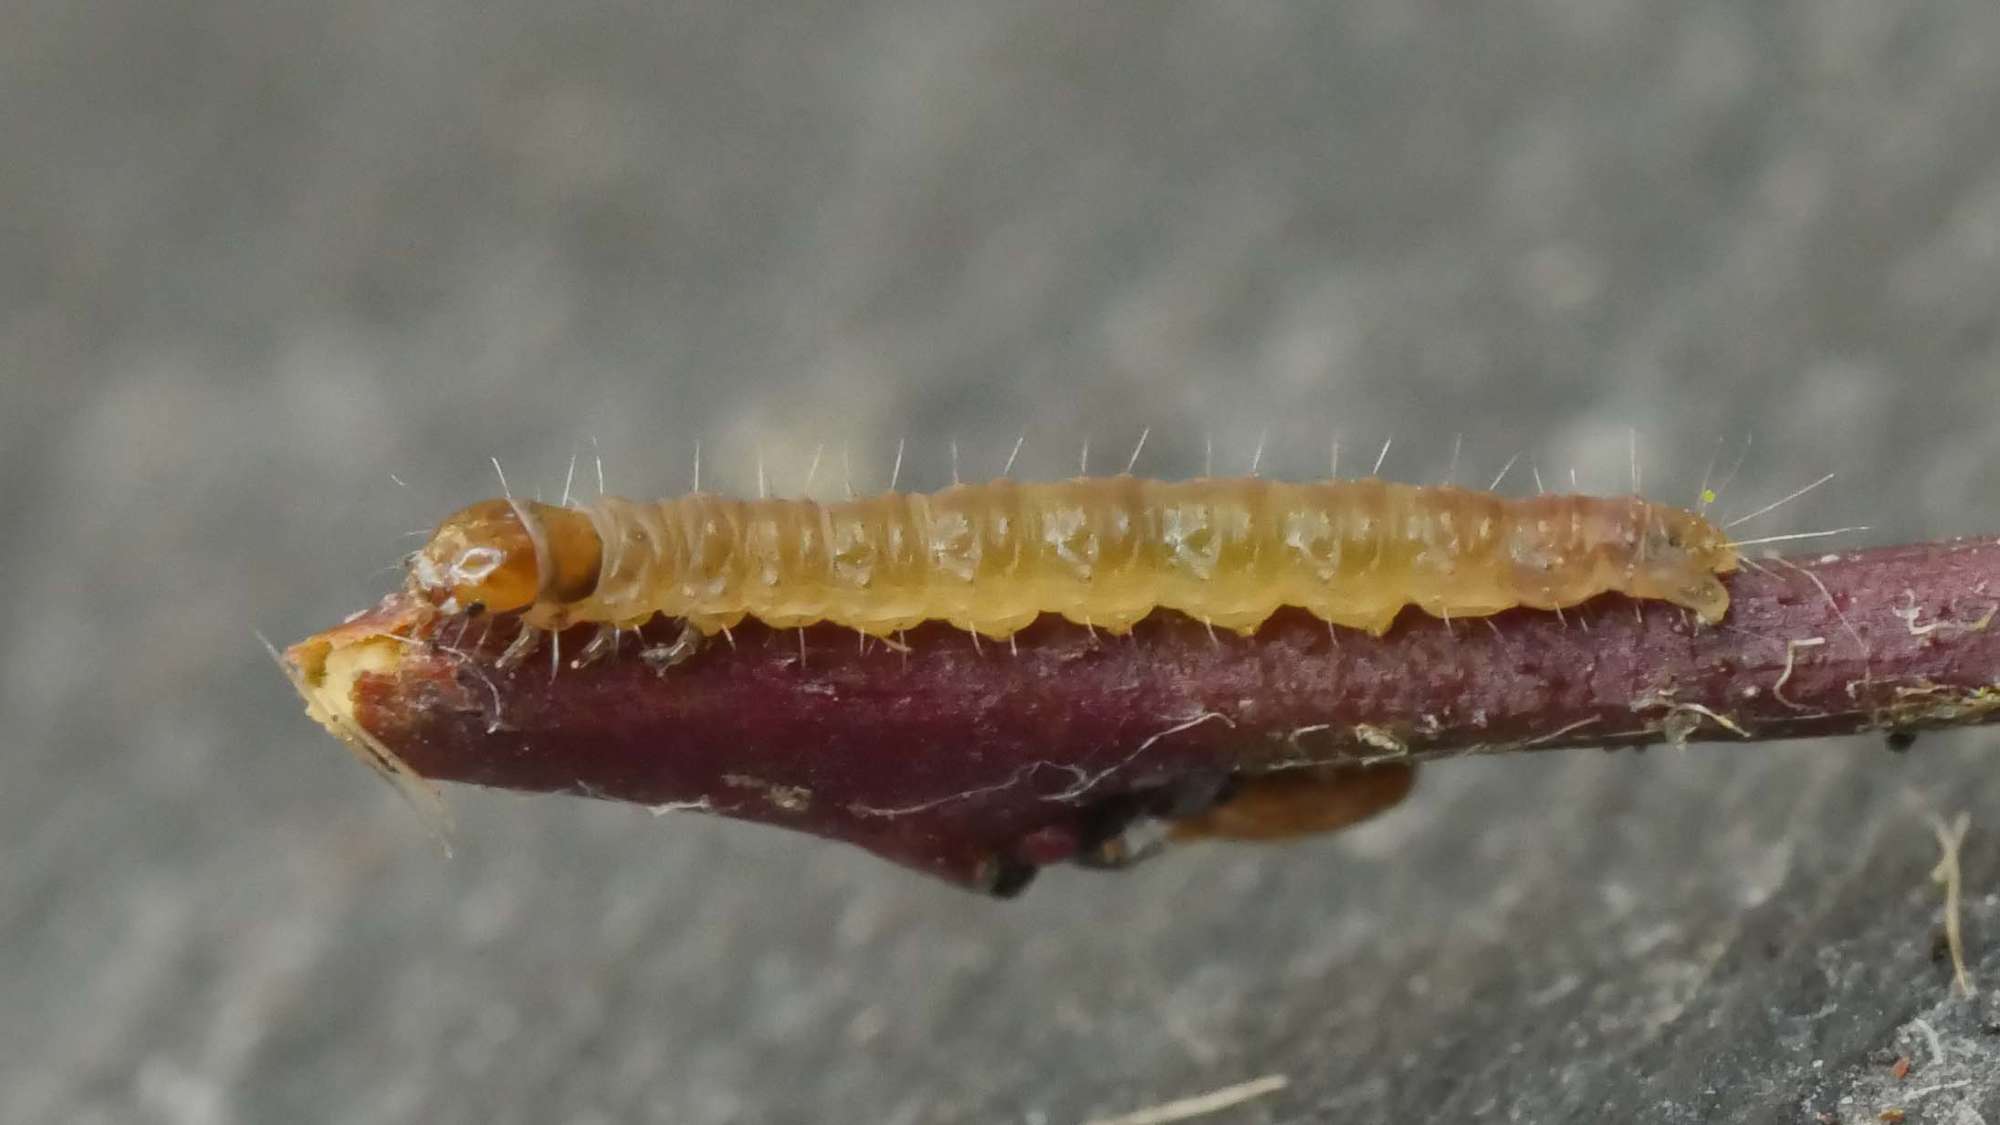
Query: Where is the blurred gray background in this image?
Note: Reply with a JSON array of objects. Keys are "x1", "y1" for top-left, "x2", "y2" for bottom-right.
[{"x1": 7, "y1": 2, "x2": 2000, "y2": 1122}]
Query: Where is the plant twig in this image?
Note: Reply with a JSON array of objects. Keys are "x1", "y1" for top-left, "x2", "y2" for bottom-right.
[{"x1": 284, "y1": 537, "x2": 2000, "y2": 893}]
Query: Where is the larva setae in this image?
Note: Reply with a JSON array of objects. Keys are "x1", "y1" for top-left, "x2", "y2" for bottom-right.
[{"x1": 406, "y1": 475, "x2": 1740, "y2": 641}]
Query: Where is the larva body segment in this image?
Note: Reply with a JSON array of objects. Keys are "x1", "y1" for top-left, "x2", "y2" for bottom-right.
[{"x1": 409, "y1": 477, "x2": 1739, "y2": 640}]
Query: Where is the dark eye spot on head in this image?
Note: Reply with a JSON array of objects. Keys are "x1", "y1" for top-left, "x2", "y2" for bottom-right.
[{"x1": 464, "y1": 601, "x2": 486, "y2": 618}]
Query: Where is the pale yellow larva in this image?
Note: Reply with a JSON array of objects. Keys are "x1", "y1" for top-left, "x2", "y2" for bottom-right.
[{"x1": 405, "y1": 476, "x2": 1739, "y2": 641}]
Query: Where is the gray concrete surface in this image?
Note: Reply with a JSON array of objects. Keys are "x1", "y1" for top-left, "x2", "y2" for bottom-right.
[{"x1": 7, "y1": 2, "x2": 2000, "y2": 1121}]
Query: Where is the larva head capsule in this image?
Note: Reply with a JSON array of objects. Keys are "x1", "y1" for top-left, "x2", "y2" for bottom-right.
[
  {"x1": 1629, "y1": 506, "x2": 1740, "y2": 624},
  {"x1": 409, "y1": 499, "x2": 603, "y2": 617}
]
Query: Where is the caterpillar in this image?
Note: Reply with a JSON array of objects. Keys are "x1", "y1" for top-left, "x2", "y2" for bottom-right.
[{"x1": 404, "y1": 475, "x2": 1740, "y2": 643}]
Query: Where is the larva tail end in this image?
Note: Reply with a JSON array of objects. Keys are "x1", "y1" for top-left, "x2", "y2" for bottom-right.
[
  {"x1": 1685, "y1": 574, "x2": 1732, "y2": 625},
  {"x1": 1628, "y1": 566, "x2": 1732, "y2": 624},
  {"x1": 1634, "y1": 505, "x2": 1738, "y2": 623},
  {"x1": 1688, "y1": 521, "x2": 1740, "y2": 624}
]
